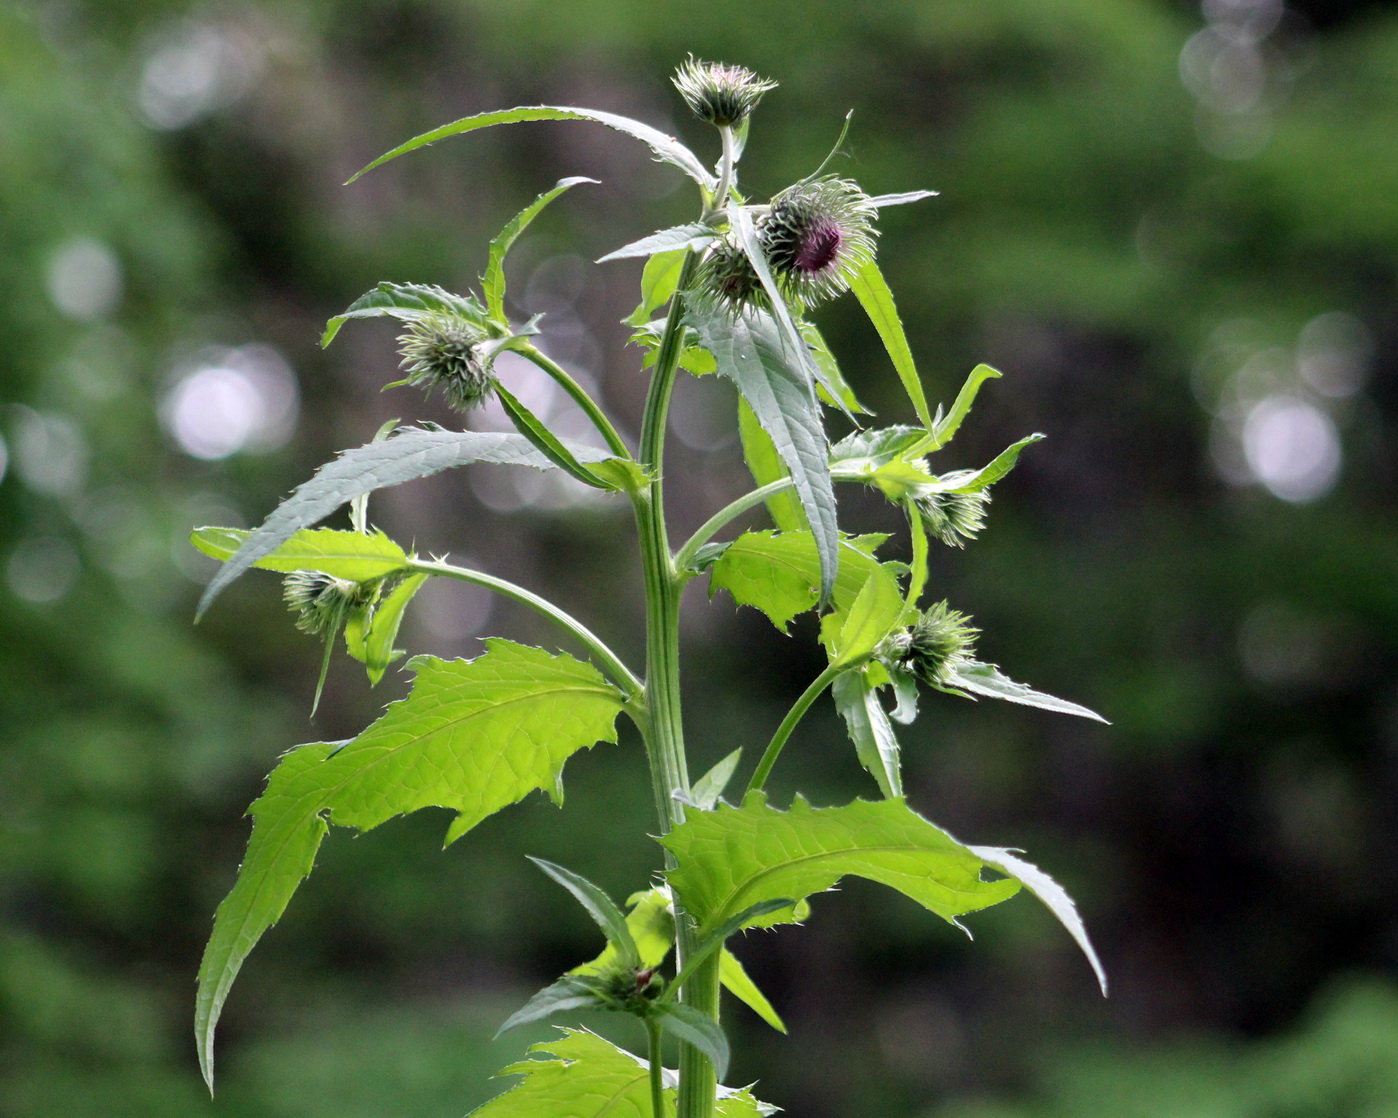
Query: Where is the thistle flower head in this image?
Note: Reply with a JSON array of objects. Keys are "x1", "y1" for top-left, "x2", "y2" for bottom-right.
[
  {"x1": 915, "y1": 488, "x2": 991, "y2": 548},
  {"x1": 761, "y1": 177, "x2": 877, "y2": 307},
  {"x1": 878, "y1": 601, "x2": 979, "y2": 686},
  {"x1": 396, "y1": 313, "x2": 494, "y2": 412},
  {"x1": 672, "y1": 56, "x2": 777, "y2": 128},
  {"x1": 283, "y1": 570, "x2": 374, "y2": 636},
  {"x1": 693, "y1": 234, "x2": 762, "y2": 316}
]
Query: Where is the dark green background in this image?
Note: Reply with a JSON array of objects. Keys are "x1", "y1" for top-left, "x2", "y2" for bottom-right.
[{"x1": 3, "y1": 1, "x2": 1397, "y2": 1115}]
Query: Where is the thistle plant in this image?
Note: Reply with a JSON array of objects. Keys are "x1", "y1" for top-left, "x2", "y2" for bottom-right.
[{"x1": 190, "y1": 58, "x2": 1109, "y2": 1118}]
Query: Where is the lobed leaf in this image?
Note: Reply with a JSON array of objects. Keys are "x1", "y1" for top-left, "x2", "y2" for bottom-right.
[
  {"x1": 195, "y1": 642, "x2": 625, "y2": 1089},
  {"x1": 849, "y1": 257, "x2": 933, "y2": 429},
  {"x1": 195, "y1": 428, "x2": 612, "y2": 619},
  {"x1": 347, "y1": 106, "x2": 716, "y2": 190},
  {"x1": 688, "y1": 305, "x2": 840, "y2": 605},
  {"x1": 832, "y1": 670, "x2": 903, "y2": 798},
  {"x1": 485, "y1": 177, "x2": 597, "y2": 321},
  {"x1": 321, "y1": 281, "x2": 488, "y2": 348},
  {"x1": 662, "y1": 793, "x2": 1021, "y2": 936},
  {"x1": 941, "y1": 660, "x2": 1109, "y2": 723}
]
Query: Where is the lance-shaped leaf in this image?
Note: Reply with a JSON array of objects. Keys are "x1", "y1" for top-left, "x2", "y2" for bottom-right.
[
  {"x1": 708, "y1": 530, "x2": 889, "y2": 632},
  {"x1": 362, "y1": 571, "x2": 428, "y2": 685},
  {"x1": 737, "y1": 398, "x2": 804, "y2": 533},
  {"x1": 599, "y1": 222, "x2": 715, "y2": 264},
  {"x1": 965, "y1": 845, "x2": 1109, "y2": 996},
  {"x1": 832, "y1": 670, "x2": 903, "y2": 798},
  {"x1": 802, "y1": 321, "x2": 868, "y2": 414},
  {"x1": 691, "y1": 749, "x2": 743, "y2": 810},
  {"x1": 528, "y1": 857, "x2": 640, "y2": 969},
  {"x1": 868, "y1": 190, "x2": 940, "y2": 208},
  {"x1": 195, "y1": 428, "x2": 612, "y2": 618},
  {"x1": 625, "y1": 248, "x2": 687, "y2": 326},
  {"x1": 826, "y1": 562, "x2": 905, "y2": 669},
  {"x1": 688, "y1": 305, "x2": 840, "y2": 605},
  {"x1": 849, "y1": 256, "x2": 933, "y2": 430},
  {"x1": 939, "y1": 660, "x2": 1108, "y2": 723},
  {"x1": 195, "y1": 642, "x2": 625, "y2": 1089},
  {"x1": 470, "y1": 1029, "x2": 774, "y2": 1118},
  {"x1": 321, "y1": 281, "x2": 489, "y2": 348},
  {"x1": 918, "y1": 363, "x2": 1002, "y2": 452},
  {"x1": 829, "y1": 425, "x2": 927, "y2": 476},
  {"x1": 494, "y1": 383, "x2": 612, "y2": 489},
  {"x1": 661, "y1": 793, "x2": 1020, "y2": 937},
  {"x1": 485, "y1": 177, "x2": 597, "y2": 321},
  {"x1": 719, "y1": 949, "x2": 786, "y2": 1033},
  {"x1": 347, "y1": 106, "x2": 716, "y2": 190},
  {"x1": 496, "y1": 976, "x2": 605, "y2": 1037},
  {"x1": 656, "y1": 1002, "x2": 730, "y2": 1081},
  {"x1": 192, "y1": 526, "x2": 409, "y2": 582},
  {"x1": 919, "y1": 433, "x2": 1044, "y2": 494}
]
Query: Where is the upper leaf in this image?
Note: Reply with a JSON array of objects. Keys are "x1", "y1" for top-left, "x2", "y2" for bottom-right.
[
  {"x1": 346, "y1": 106, "x2": 716, "y2": 190},
  {"x1": 736, "y1": 398, "x2": 804, "y2": 534},
  {"x1": 599, "y1": 222, "x2": 715, "y2": 264},
  {"x1": 688, "y1": 305, "x2": 841, "y2": 605},
  {"x1": 940, "y1": 660, "x2": 1109, "y2": 722},
  {"x1": 471, "y1": 1029, "x2": 774, "y2": 1118},
  {"x1": 661, "y1": 793, "x2": 1021, "y2": 937},
  {"x1": 321, "y1": 281, "x2": 489, "y2": 348},
  {"x1": 194, "y1": 642, "x2": 625, "y2": 1089},
  {"x1": 832, "y1": 669, "x2": 903, "y2": 798},
  {"x1": 484, "y1": 177, "x2": 597, "y2": 321},
  {"x1": 849, "y1": 257, "x2": 933, "y2": 430},
  {"x1": 192, "y1": 526, "x2": 409, "y2": 582},
  {"x1": 528, "y1": 857, "x2": 640, "y2": 969},
  {"x1": 195, "y1": 428, "x2": 612, "y2": 619},
  {"x1": 868, "y1": 190, "x2": 940, "y2": 208}
]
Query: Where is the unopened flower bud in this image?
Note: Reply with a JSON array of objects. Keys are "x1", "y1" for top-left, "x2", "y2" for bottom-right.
[
  {"x1": 283, "y1": 570, "x2": 375, "y2": 636},
  {"x1": 672, "y1": 56, "x2": 776, "y2": 128},
  {"x1": 878, "y1": 601, "x2": 979, "y2": 686},
  {"x1": 396, "y1": 313, "x2": 494, "y2": 412},
  {"x1": 915, "y1": 489, "x2": 990, "y2": 548}
]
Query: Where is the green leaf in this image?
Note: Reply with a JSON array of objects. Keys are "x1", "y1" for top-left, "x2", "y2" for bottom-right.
[
  {"x1": 496, "y1": 977, "x2": 604, "y2": 1037},
  {"x1": 802, "y1": 321, "x2": 868, "y2": 414},
  {"x1": 321, "y1": 281, "x2": 489, "y2": 348},
  {"x1": 661, "y1": 793, "x2": 1021, "y2": 937},
  {"x1": 926, "y1": 433, "x2": 1044, "y2": 493},
  {"x1": 920, "y1": 363, "x2": 1002, "y2": 451},
  {"x1": 868, "y1": 190, "x2": 939, "y2": 207},
  {"x1": 708, "y1": 530, "x2": 889, "y2": 632},
  {"x1": 195, "y1": 428, "x2": 612, "y2": 619},
  {"x1": 657, "y1": 1003, "x2": 730, "y2": 1082},
  {"x1": 599, "y1": 222, "x2": 714, "y2": 264},
  {"x1": 691, "y1": 749, "x2": 743, "y2": 810},
  {"x1": 667, "y1": 899, "x2": 796, "y2": 999},
  {"x1": 494, "y1": 383, "x2": 612, "y2": 489},
  {"x1": 574, "y1": 887, "x2": 674, "y2": 977},
  {"x1": 719, "y1": 949, "x2": 786, "y2": 1033},
  {"x1": 194, "y1": 526, "x2": 409, "y2": 581},
  {"x1": 362, "y1": 572, "x2": 427, "y2": 685},
  {"x1": 347, "y1": 106, "x2": 716, "y2": 189},
  {"x1": 829, "y1": 425, "x2": 926, "y2": 475},
  {"x1": 940, "y1": 660, "x2": 1109, "y2": 723},
  {"x1": 737, "y1": 398, "x2": 804, "y2": 533},
  {"x1": 832, "y1": 670, "x2": 902, "y2": 798},
  {"x1": 964, "y1": 845, "x2": 1109, "y2": 996},
  {"x1": 849, "y1": 257, "x2": 933, "y2": 430},
  {"x1": 484, "y1": 177, "x2": 596, "y2": 321},
  {"x1": 688, "y1": 305, "x2": 840, "y2": 606},
  {"x1": 351, "y1": 417, "x2": 401, "y2": 532},
  {"x1": 528, "y1": 857, "x2": 640, "y2": 969},
  {"x1": 626, "y1": 249, "x2": 686, "y2": 326},
  {"x1": 471, "y1": 1029, "x2": 773, "y2": 1118},
  {"x1": 828, "y1": 562, "x2": 905, "y2": 668},
  {"x1": 195, "y1": 642, "x2": 625, "y2": 1089}
]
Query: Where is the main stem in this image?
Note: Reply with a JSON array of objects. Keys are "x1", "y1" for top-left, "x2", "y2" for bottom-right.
[{"x1": 634, "y1": 250, "x2": 721, "y2": 1118}]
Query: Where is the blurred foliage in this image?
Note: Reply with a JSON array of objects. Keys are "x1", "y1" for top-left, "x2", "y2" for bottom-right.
[{"x1": 1, "y1": 0, "x2": 1396, "y2": 1116}]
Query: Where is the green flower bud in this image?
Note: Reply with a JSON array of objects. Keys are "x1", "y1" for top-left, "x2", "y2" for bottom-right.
[
  {"x1": 693, "y1": 234, "x2": 762, "y2": 316},
  {"x1": 672, "y1": 56, "x2": 776, "y2": 128},
  {"x1": 878, "y1": 601, "x2": 979, "y2": 686},
  {"x1": 915, "y1": 489, "x2": 990, "y2": 548},
  {"x1": 396, "y1": 313, "x2": 494, "y2": 412},
  {"x1": 283, "y1": 570, "x2": 375, "y2": 636}
]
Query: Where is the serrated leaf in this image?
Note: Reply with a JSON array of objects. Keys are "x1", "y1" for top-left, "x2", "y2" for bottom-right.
[
  {"x1": 347, "y1": 106, "x2": 716, "y2": 189},
  {"x1": 626, "y1": 249, "x2": 687, "y2": 326},
  {"x1": 708, "y1": 530, "x2": 889, "y2": 632},
  {"x1": 657, "y1": 1003, "x2": 730, "y2": 1082},
  {"x1": 737, "y1": 398, "x2": 804, "y2": 533},
  {"x1": 849, "y1": 257, "x2": 933, "y2": 430},
  {"x1": 496, "y1": 976, "x2": 604, "y2": 1037},
  {"x1": 691, "y1": 749, "x2": 742, "y2": 810},
  {"x1": 719, "y1": 949, "x2": 786, "y2": 1033},
  {"x1": 964, "y1": 846, "x2": 1108, "y2": 996},
  {"x1": 832, "y1": 670, "x2": 903, "y2": 798},
  {"x1": 321, "y1": 281, "x2": 489, "y2": 348},
  {"x1": 193, "y1": 526, "x2": 409, "y2": 581},
  {"x1": 927, "y1": 433, "x2": 1044, "y2": 493},
  {"x1": 661, "y1": 793, "x2": 1021, "y2": 937},
  {"x1": 362, "y1": 572, "x2": 427, "y2": 685},
  {"x1": 528, "y1": 858, "x2": 640, "y2": 969},
  {"x1": 195, "y1": 428, "x2": 612, "y2": 619},
  {"x1": 599, "y1": 222, "x2": 714, "y2": 264},
  {"x1": 473, "y1": 1029, "x2": 772, "y2": 1118},
  {"x1": 940, "y1": 660, "x2": 1108, "y2": 722},
  {"x1": 195, "y1": 642, "x2": 625, "y2": 1089},
  {"x1": 485, "y1": 177, "x2": 597, "y2": 321},
  {"x1": 868, "y1": 190, "x2": 940, "y2": 207},
  {"x1": 921, "y1": 363, "x2": 1002, "y2": 451},
  {"x1": 495, "y1": 383, "x2": 612, "y2": 489},
  {"x1": 829, "y1": 425, "x2": 927, "y2": 475},
  {"x1": 688, "y1": 305, "x2": 840, "y2": 605}
]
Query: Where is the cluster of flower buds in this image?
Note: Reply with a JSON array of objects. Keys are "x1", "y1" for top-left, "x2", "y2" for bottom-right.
[
  {"x1": 396, "y1": 313, "x2": 496, "y2": 412},
  {"x1": 876, "y1": 601, "x2": 980, "y2": 687}
]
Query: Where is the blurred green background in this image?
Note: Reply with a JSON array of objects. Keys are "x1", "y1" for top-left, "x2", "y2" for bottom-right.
[{"x1": 3, "y1": 0, "x2": 1396, "y2": 1115}]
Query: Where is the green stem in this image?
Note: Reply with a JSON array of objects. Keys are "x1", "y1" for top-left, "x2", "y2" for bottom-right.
[
  {"x1": 709, "y1": 125, "x2": 737, "y2": 214},
  {"x1": 745, "y1": 661, "x2": 844, "y2": 797},
  {"x1": 646, "y1": 1016, "x2": 666, "y2": 1118},
  {"x1": 673, "y1": 479, "x2": 797, "y2": 576},
  {"x1": 407, "y1": 559, "x2": 644, "y2": 705},
  {"x1": 516, "y1": 342, "x2": 633, "y2": 459}
]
